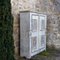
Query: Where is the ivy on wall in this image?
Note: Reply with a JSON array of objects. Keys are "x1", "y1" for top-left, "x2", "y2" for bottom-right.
[{"x1": 0, "y1": 0, "x2": 15, "y2": 60}]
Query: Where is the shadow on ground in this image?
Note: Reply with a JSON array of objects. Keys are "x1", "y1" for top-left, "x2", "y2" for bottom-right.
[{"x1": 19, "y1": 47, "x2": 60, "y2": 60}]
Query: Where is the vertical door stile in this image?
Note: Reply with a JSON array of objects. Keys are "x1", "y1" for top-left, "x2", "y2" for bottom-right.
[
  {"x1": 29, "y1": 13, "x2": 32, "y2": 56},
  {"x1": 38, "y1": 15, "x2": 41, "y2": 49},
  {"x1": 44, "y1": 16, "x2": 47, "y2": 48},
  {"x1": 37, "y1": 14, "x2": 39, "y2": 50}
]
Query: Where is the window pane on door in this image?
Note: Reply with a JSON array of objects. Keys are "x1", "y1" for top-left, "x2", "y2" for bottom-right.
[
  {"x1": 31, "y1": 19, "x2": 37, "y2": 32},
  {"x1": 31, "y1": 36, "x2": 37, "y2": 52},
  {"x1": 41, "y1": 20, "x2": 45, "y2": 30},
  {"x1": 41, "y1": 35, "x2": 46, "y2": 46}
]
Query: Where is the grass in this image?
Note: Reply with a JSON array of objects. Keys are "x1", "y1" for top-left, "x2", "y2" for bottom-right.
[
  {"x1": 38, "y1": 45, "x2": 60, "y2": 57},
  {"x1": 38, "y1": 51, "x2": 50, "y2": 56}
]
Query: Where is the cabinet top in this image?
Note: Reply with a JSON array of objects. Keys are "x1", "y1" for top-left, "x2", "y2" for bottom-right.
[
  {"x1": 20, "y1": 11, "x2": 30, "y2": 13},
  {"x1": 20, "y1": 11, "x2": 47, "y2": 15},
  {"x1": 20, "y1": 11, "x2": 47, "y2": 17}
]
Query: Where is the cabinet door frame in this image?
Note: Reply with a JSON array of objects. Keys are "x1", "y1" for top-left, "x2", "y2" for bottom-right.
[
  {"x1": 29, "y1": 13, "x2": 39, "y2": 53},
  {"x1": 38, "y1": 14, "x2": 47, "y2": 49}
]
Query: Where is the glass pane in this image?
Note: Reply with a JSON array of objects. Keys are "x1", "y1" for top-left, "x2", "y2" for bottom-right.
[
  {"x1": 31, "y1": 37, "x2": 37, "y2": 52},
  {"x1": 31, "y1": 19, "x2": 37, "y2": 32},
  {"x1": 41, "y1": 20, "x2": 45, "y2": 30},
  {"x1": 41, "y1": 35, "x2": 45, "y2": 46}
]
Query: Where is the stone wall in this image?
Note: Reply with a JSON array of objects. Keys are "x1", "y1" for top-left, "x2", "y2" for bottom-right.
[{"x1": 11, "y1": 0, "x2": 60, "y2": 59}]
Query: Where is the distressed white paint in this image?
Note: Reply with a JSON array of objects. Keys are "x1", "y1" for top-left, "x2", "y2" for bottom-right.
[{"x1": 20, "y1": 11, "x2": 47, "y2": 59}]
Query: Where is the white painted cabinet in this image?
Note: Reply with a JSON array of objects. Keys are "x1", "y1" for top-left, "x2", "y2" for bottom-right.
[{"x1": 20, "y1": 11, "x2": 47, "y2": 59}]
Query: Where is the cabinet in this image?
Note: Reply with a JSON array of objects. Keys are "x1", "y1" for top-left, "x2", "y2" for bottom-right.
[{"x1": 20, "y1": 11, "x2": 47, "y2": 58}]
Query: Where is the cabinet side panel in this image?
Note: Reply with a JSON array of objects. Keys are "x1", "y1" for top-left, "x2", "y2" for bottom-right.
[{"x1": 20, "y1": 12, "x2": 30, "y2": 57}]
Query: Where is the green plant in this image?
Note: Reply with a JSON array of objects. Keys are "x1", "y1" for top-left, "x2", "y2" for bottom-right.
[
  {"x1": 39, "y1": 51, "x2": 50, "y2": 56},
  {"x1": 0, "y1": 0, "x2": 15, "y2": 60}
]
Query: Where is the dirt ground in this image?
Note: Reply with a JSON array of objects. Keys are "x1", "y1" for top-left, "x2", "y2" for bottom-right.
[{"x1": 19, "y1": 47, "x2": 60, "y2": 60}]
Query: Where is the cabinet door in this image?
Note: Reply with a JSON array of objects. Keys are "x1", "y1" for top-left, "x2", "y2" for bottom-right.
[
  {"x1": 30, "y1": 14, "x2": 38, "y2": 53},
  {"x1": 39, "y1": 15, "x2": 47, "y2": 31},
  {"x1": 38, "y1": 15, "x2": 47, "y2": 49}
]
